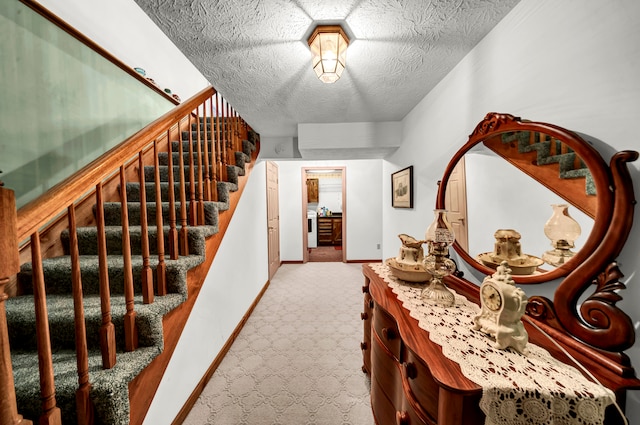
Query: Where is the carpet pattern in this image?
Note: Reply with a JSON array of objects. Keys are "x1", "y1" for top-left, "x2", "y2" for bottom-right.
[{"x1": 183, "y1": 262, "x2": 374, "y2": 425}]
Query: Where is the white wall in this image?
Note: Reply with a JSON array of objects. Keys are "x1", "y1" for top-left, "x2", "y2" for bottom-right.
[
  {"x1": 298, "y1": 122, "x2": 401, "y2": 150},
  {"x1": 143, "y1": 161, "x2": 269, "y2": 424},
  {"x1": 36, "y1": 0, "x2": 209, "y2": 101},
  {"x1": 317, "y1": 177, "x2": 343, "y2": 213},
  {"x1": 261, "y1": 136, "x2": 300, "y2": 158},
  {"x1": 384, "y1": 0, "x2": 640, "y2": 420},
  {"x1": 276, "y1": 159, "x2": 383, "y2": 262}
]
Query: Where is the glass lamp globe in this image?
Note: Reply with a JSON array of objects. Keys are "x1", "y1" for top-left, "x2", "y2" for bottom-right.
[
  {"x1": 422, "y1": 209, "x2": 457, "y2": 306},
  {"x1": 542, "y1": 204, "x2": 581, "y2": 266}
]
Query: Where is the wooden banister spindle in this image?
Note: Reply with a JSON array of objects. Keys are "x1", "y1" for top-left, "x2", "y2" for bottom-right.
[
  {"x1": 224, "y1": 102, "x2": 231, "y2": 163},
  {"x1": 31, "y1": 232, "x2": 63, "y2": 425},
  {"x1": 153, "y1": 140, "x2": 167, "y2": 295},
  {"x1": 202, "y1": 101, "x2": 212, "y2": 202},
  {"x1": 176, "y1": 120, "x2": 189, "y2": 256},
  {"x1": 216, "y1": 93, "x2": 226, "y2": 183},
  {"x1": 209, "y1": 95, "x2": 218, "y2": 200},
  {"x1": 236, "y1": 109, "x2": 241, "y2": 152},
  {"x1": 220, "y1": 97, "x2": 229, "y2": 179},
  {"x1": 229, "y1": 105, "x2": 235, "y2": 154},
  {"x1": 166, "y1": 129, "x2": 179, "y2": 260},
  {"x1": 195, "y1": 107, "x2": 206, "y2": 226},
  {"x1": 227, "y1": 103, "x2": 234, "y2": 163},
  {"x1": 241, "y1": 117, "x2": 248, "y2": 141},
  {"x1": 67, "y1": 206, "x2": 94, "y2": 425},
  {"x1": 138, "y1": 152, "x2": 154, "y2": 304},
  {"x1": 229, "y1": 106, "x2": 234, "y2": 153},
  {"x1": 0, "y1": 186, "x2": 33, "y2": 425},
  {"x1": 94, "y1": 183, "x2": 116, "y2": 369},
  {"x1": 187, "y1": 113, "x2": 198, "y2": 226},
  {"x1": 234, "y1": 108, "x2": 240, "y2": 153},
  {"x1": 119, "y1": 166, "x2": 138, "y2": 351}
]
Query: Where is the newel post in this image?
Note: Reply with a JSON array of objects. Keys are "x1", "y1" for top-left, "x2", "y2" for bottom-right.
[{"x1": 0, "y1": 184, "x2": 32, "y2": 425}]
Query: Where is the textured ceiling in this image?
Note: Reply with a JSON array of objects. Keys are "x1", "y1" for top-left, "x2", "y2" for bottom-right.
[{"x1": 134, "y1": 0, "x2": 520, "y2": 139}]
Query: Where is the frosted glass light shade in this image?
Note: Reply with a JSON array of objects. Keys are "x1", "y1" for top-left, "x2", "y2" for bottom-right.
[{"x1": 308, "y1": 25, "x2": 349, "y2": 84}]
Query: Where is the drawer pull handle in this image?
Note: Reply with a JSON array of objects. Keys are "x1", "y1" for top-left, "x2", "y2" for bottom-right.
[
  {"x1": 362, "y1": 285, "x2": 369, "y2": 294},
  {"x1": 382, "y1": 327, "x2": 396, "y2": 340},
  {"x1": 361, "y1": 312, "x2": 368, "y2": 320},
  {"x1": 402, "y1": 362, "x2": 417, "y2": 380},
  {"x1": 360, "y1": 342, "x2": 368, "y2": 350},
  {"x1": 368, "y1": 299, "x2": 374, "y2": 309},
  {"x1": 395, "y1": 411, "x2": 410, "y2": 425}
]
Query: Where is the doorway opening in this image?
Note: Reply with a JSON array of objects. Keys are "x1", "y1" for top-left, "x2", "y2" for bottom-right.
[{"x1": 302, "y1": 167, "x2": 346, "y2": 262}]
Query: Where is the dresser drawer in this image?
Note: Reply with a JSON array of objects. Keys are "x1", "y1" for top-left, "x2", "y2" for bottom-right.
[
  {"x1": 371, "y1": 331, "x2": 402, "y2": 405},
  {"x1": 373, "y1": 377, "x2": 431, "y2": 425},
  {"x1": 402, "y1": 348, "x2": 439, "y2": 421},
  {"x1": 372, "y1": 302, "x2": 402, "y2": 360},
  {"x1": 361, "y1": 291, "x2": 373, "y2": 374},
  {"x1": 371, "y1": 373, "x2": 397, "y2": 425},
  {"x1": 396, "y1": 399, "x2": 432, "y2": 425}
]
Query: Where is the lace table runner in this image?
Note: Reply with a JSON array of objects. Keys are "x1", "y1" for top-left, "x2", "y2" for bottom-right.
[{"x1": 370, "y1": 263, "x2": 615, "y2": 425}]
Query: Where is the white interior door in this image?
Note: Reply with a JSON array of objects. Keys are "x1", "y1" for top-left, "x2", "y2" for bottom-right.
[
  {"x1": 445, "y1": 157, "x2": 469, "y2": 252},
  {"x1": 266, "y1": 161, "x2": 280, "y2": 279}
]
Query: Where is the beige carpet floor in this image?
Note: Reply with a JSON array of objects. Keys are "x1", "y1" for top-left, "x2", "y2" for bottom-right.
[{"x1": 183, "y1": 262, "x2": 374, "y2": 425}]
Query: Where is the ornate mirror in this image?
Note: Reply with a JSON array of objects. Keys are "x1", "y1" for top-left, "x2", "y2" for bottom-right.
[{"x1": 438, "y1": 113, "x2": 638, "y2": 358}]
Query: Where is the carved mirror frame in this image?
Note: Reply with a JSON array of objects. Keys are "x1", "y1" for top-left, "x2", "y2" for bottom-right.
[{"x1": 437, "y1": 113, "x2": 638, "y2": 368}]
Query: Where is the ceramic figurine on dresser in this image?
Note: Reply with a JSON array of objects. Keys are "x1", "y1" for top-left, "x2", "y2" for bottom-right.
[
  {"x1": 384, "y1": 234, "x2": 431, "y2": 282},
  {"x1": 397, "y1": 233, "x2": 425, "y2": 264},
  {"x1": 473, "y1": 260, "x2": 529, "y2": 354},
  {"x1": 477, "y1": 229, "x2": 543, "y2": 275}
]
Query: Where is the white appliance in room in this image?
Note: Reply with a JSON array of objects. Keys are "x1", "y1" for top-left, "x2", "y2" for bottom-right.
[{"x1": 307, "y1": 210, "x2": 317, "y2": 248}]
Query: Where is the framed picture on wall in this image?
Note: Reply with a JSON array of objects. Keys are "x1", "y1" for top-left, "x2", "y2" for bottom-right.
[{"x1": 391, "y1": 166, "x2": 413, "y2": 208}]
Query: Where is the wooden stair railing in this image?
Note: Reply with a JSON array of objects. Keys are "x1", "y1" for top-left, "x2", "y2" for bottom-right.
[
  {"x1": 483, "y1": 131, "x2": 597, "y2": 219},
  {"x1": 0, "y1": 85, "x2": 258, "y2": 425}
]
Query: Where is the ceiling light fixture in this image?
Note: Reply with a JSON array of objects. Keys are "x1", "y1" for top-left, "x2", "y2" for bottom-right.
[{"x1": 307, "y1": 25, "x2": 349, "y2": 84}]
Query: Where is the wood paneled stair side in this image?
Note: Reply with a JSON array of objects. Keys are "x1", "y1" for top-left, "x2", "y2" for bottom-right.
[{"x1": 482, "y1": 132, "x2": 597, "y2": 219}]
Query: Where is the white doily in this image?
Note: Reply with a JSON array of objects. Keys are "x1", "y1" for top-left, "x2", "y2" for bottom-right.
[{"x1": 370, "y1": 263, "x2": 615, "y2": 425}]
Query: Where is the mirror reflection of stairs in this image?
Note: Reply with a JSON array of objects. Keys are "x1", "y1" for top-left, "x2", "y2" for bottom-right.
[{"x1": 483, "y1": 131, "x2": 596, "y2": 218}]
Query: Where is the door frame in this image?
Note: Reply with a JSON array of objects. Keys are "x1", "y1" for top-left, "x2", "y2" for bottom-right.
[{"x1": 301, "y1": 166, "x2": 346, "y2": 262}]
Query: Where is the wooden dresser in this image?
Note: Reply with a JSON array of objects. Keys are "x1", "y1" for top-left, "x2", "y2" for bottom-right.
[
  {"x1": 360, "y1": 114, "x2": 640, "y2": 425},
  {"x1": 360, "y1": 263, "x2": 639, "y2": 425},
  {"x1": 361, "y1": 264, "x2": 483, "y2": 425},
  {"x1": 318, "y1": 216, "x2": 342, "y2": 245}
]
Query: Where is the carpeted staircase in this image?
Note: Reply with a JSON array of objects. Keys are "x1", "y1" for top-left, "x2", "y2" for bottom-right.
[
  {"x1": 482, "y1": 129, "x2": 597, "y2": 218},
  {"x1": 501, "y1": 131, "x2": 596, "y2": 195},
  {"x1": 5, "y1": 120, "x2": 257, "y2": 425}
]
